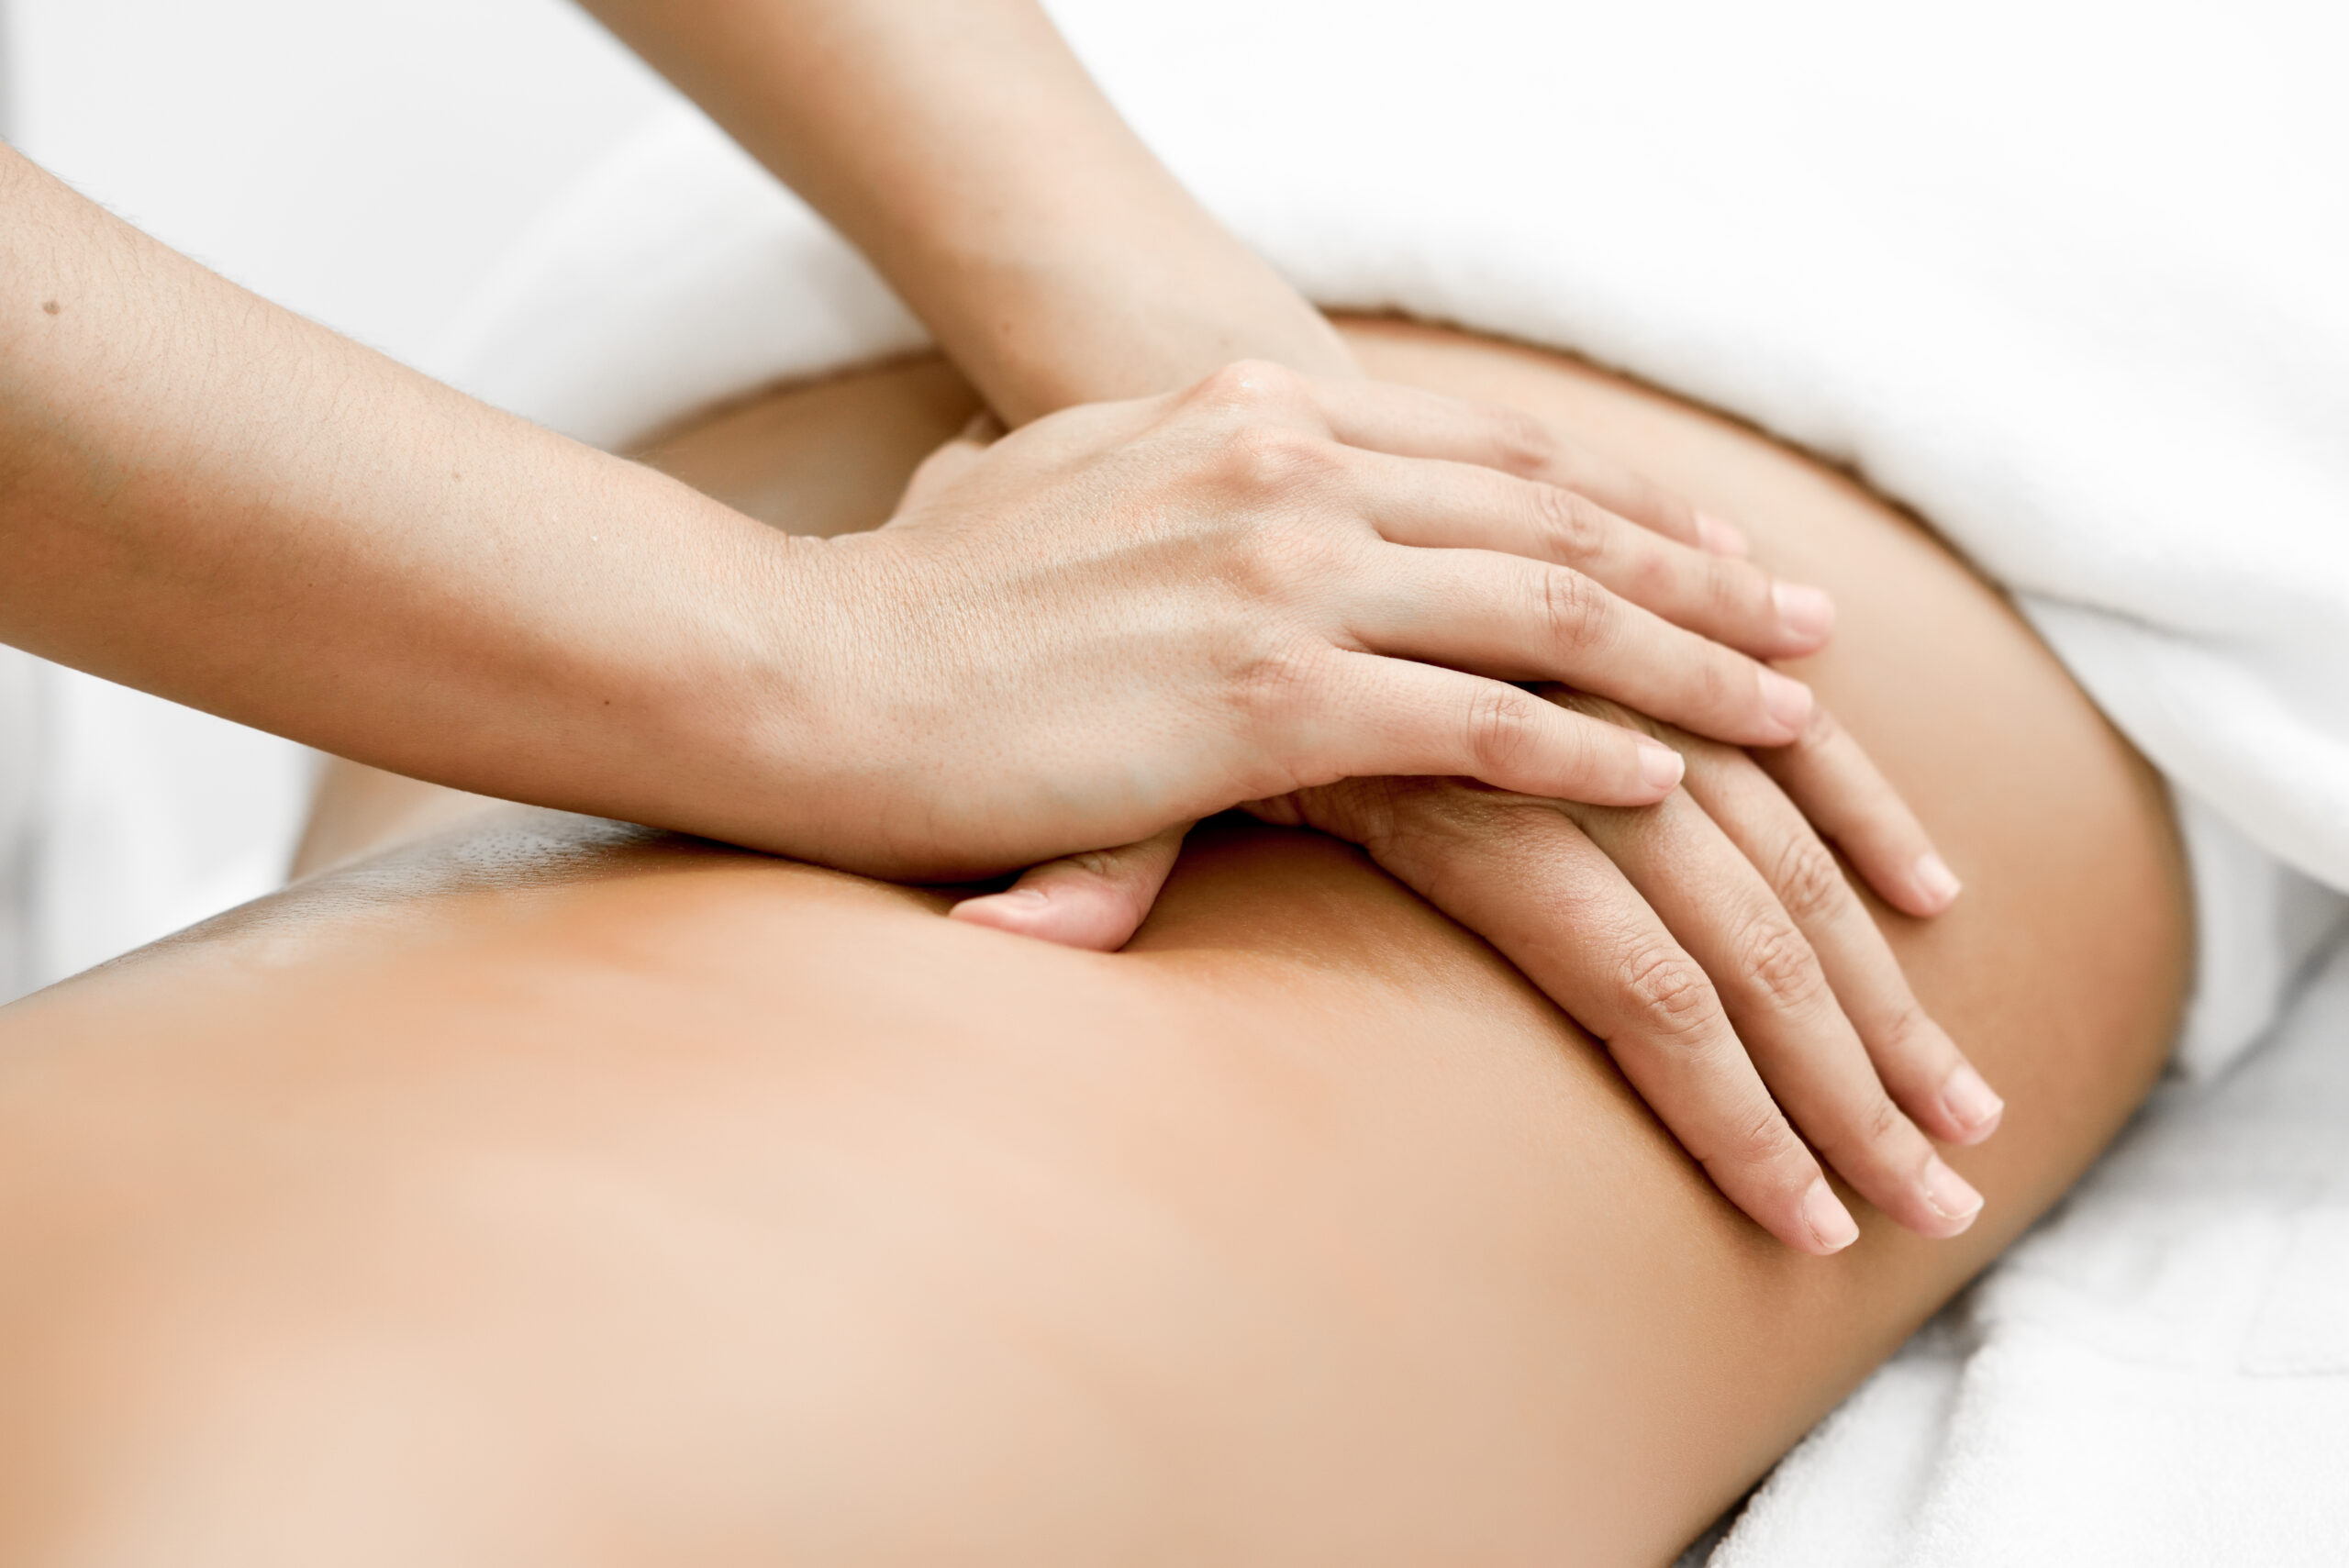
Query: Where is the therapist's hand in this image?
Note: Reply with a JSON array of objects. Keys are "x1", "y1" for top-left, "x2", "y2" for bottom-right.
[
  {"x1": 785, "y1": 362, "x2": 1843, "y2": 879},
  {"x1": 1259, "y1": 690, "x2": 2002, "y2": 1255},
  {"x1": 951, "y1": 398, "x2": 1965, "y2": 946}
]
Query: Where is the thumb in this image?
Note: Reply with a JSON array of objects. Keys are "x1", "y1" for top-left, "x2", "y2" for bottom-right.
[{"x1": 947, "y1": 822, "x2": 1190, "y2": 951}]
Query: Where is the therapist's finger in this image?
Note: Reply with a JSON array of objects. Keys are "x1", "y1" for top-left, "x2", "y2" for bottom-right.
[
  {"x1": 1543, "y1": 688, "x2": 1988, "y2": 1229},
  {"x1": 1752, "y1": 703, "x2": 1963, "y2": 918},
  {"x1": 1677, "y1": 743, "x2": 2003, "y2": 1147},
  {"x1": 1257, "y1": 775, "x2": 1856, "y2": 1256},
  {"x1": 1561, "y1": 774, "x2": 1984, "y2": 1242},
  {"x1": 948, "y1": 823, "x2": 1189, "y2": 951},
  {"x1": 1303, "y1": 376, "x2": 1749, "y2": 555},
  {"x1": 1343, "y1": 449, "x2": 1831, "y2": 658},
  {"x1": 1348, "y1": 547, "x2": 1817, "y2": 748},
  {"x1": 1306, "y1": 651, "x2": 1686, "y2": 806}
]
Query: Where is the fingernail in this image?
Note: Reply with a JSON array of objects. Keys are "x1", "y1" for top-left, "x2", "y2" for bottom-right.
[
  {"x1": 1771, "y1": 582, "x2": 1835, "y2": 642},
  {"x1": 1921, "y1": 1158, "x2": 1985, "y2": 1228},
  {"x1": 1758, "y1": 668, "x2": 1814, "y2": 734},
  {"x1": 1639, "y1": 740, "x2": 1686, "y2": 793},
  {"x1": 1940, "y1": 1064, "x2": 2005, "y2": 1135},
  {"x1": 1913, "y1": 852, "x2": 1963, "y2": 911},
  {"x1": 1802, "y1": 1178, "x2": 1861, "y2": 1253},
  {"x1": 954, "y1": 886, "x2": 1050, "y2": 916},
  {"x1": 1696, "y1": 511, "x2": 1751, "y2": 557}
]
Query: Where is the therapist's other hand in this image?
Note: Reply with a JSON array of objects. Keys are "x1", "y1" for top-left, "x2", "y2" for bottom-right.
[
  {"x1": 1262, "y1": 689, "x2": 1999, "y2": 1254},
  {"x1": 801, "y1": 362, "x2": 1835, "y2": 879}
]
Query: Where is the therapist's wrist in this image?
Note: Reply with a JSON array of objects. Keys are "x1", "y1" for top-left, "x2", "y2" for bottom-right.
[
  {"x1": 605, "y1": 517, "x2": 866, "y2": 863},
  {"x1": 883, "y1": 209, "x2": 1360, "y2": 426}
]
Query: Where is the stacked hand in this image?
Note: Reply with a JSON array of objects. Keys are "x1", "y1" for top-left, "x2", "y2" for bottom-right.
[
  {"x1": 890, "y1": 365, "x2": 1999, "y2": 1255},
  {"x1": 788, "y1": 361, "x2": 1830, "y2": 875}
]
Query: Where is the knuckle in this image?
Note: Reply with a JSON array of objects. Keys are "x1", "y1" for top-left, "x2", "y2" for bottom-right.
[
  {"x1": 1715, "y1": 561, "x2": 1776, "y2": 627},
  {"x1": 1615, "y1": 526, "x2": 1688, "y2": 604},
  {"x1": 1854, "y1": 1092, "x2": 1908, "y2": 1148},
  {"x1": 1730, "y1": 914, "x2": 1827, "y2": 1011},
  {"x1": 1387, "y1": 786, "x2": 1551, "y2": 892},
  {"x1": 1299, "y1": 777, "x2": 1559, "y2": 915},
  {"x1": 1703, "y1": 648, "x2": 1763, "y2": 724},
  {"x1": 1771, "y1": 836, "x2": 1851, "y2": 925},
  {"x1": 1371, "y1": 773, "x2": 1498, "y2": 833},
  {"x1": 1487, "y1": 405, "x2": 1564, "y2": 474},
  {"x1": 1700, "y1": 1098, "x2": 1804, "y2": 1183},
  {"x1": 1230, "y1": 634, "x2": 1323, "y2": 739},
  {"x1": 1309, "y1": 774, "x2": 1410, "y2": 840},
  {"x1": 1720, "y1": 1100, "x2": 1805, "y2": 1173},
  {"x1": 1464, "y1": 685, "x2": 1543, "y2": 775},
  {"x1": 1674, "y1": 641, "x2": 1743, "y2": 722},
  {"x1": 1787, "y1": 699, "x2": 1844, "y2": 756},
  {"x1": 1619, "y1": 946, "x2": 1720, "y2": 1040},
  {"x1": 1218, "y1": 423, "x2": 1338, "y2": 499},
  {"x1": 1872, "y1": 997, "x2": 1943, "y2": 1066},
  {"x1": 1190, "y1": 358, "x2": 1308, "y2": 417},
  {"x1": 1530, "y1": 484, "x2": 1605, "y2": 562},
  {"x1": 1536, "y1": 567, "x2": 1606, "y2": 651},
  {"x1": 1290, "y1": 774, "x2": 1428, "y2": 857}
]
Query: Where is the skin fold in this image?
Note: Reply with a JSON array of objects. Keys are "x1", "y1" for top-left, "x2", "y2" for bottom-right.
[{"x1": 0, "y1": 321, "x2": 2188, "y2": 1566}]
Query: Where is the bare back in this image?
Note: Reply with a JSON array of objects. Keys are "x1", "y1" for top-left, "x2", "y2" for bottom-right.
[{"x1": 0, "y1": 322, "x2": 2187, "y2": 1565}]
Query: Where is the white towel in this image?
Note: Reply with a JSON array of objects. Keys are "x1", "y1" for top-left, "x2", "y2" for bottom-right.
[{"x1": 1710, "y1": 940, "x2": 2349, "y2": 1566}]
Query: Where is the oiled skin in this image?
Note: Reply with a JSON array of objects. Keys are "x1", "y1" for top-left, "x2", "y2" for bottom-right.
[{"x1": 0, "y1": 323, "x2": 2187, "y2": 1566}]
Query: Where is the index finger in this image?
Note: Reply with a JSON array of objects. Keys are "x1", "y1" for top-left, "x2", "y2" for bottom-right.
[
  {"x1": 1300, "y1": 376, "x2": 1747, "y2": 556},
  {"x1": 1563, "y1": 777, "x2": 1985, "y2": 1241}
]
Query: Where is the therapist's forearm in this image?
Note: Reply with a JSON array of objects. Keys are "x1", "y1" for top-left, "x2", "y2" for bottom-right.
[
  {"x1": 573, "y1": 0, "x2": 1355, "y2": 423},
  {"x1": 0, "y1": 145, "x2": 820, "y2": 836}
]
